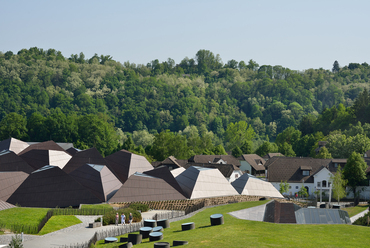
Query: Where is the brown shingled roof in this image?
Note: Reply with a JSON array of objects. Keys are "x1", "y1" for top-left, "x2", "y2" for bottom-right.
[
  {"x1": 0, "y1": 138, "x2": 29, "y2": 154},
  {"x1": 188, "y1": 155, "x2": 241, "y2": 166},
  {"x1": 266, "y1": 157, "x2": 331, "y2": 183},
  {"x1": 0, "y1": 171, "x2": 29, "y2": 201},
  {"x1": 239, "y1": 154, "x2": 265, "y2": 171}
]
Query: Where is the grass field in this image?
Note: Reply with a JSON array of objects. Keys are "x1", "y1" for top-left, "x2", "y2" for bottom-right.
[
  {"x1": 0, "y1": 207, "x2": 49, "y2": 227},
  {"x1": 80, "y1": 204, "x2": 113, "y2": 210},
  {"x1": 345, "y1": 204, "x2": 369, "y2": 217},
  {"x1": 38, "y1": 216, "x2": 82, "y2": 235},
  {"x1": 95, "y1": 200, "x2": 370, "y2": 248}
]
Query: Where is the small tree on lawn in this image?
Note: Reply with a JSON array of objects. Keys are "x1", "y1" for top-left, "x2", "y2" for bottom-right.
[
  {"x1": 279, "y1": 180, "x2": 290, "y2": 195},
  {"x1": 298, "y1": 184, "x2": 308, "y2": 198},
  {"x1": 330, "y1": 165, "x2": 347, "y2": 204},
  {"x1": 343, "y1": 152, "x2": 368, "y2": 205}
]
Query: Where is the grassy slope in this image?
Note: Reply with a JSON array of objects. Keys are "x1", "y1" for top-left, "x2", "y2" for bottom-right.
[
  {"x1": 38, "y1": 216, "x2": 82, "y2": 235},
  {"x1": 345, "y1": 204, "x2": 369, "y2": 217},
  {"x1": 80, "y1": 204, "x2": 114, "y2": 210},
  {"x1": 95, "y1": 200, "x2": 370, "y2": 248},
  {"x1": 0, "y1": 207, "x2": 49, "y2": 227}
]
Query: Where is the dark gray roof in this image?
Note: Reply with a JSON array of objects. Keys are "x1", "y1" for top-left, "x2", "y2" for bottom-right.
[
  {"x1": 0, "y1": 150, "x2": 34, "y2": 174},
  {"x1": 0, "y1": 171, "x2": 28, "y2": 201},
  {"x1": 69, "y1": 163, "x2": 122, "y2": 202},
  {"x1": 143, "y1": 166, "x2": 187, "y2": 197},
  {"x1": 0, "y1": 138, "x2": 29, "y2": 154},
  {"x1": 183, "y1": 163, "x2": 241, "y2": 178},
  {"x1": 263, "y1": 153, "x2": 284, "y2": 160},
  {"x1": 109, "y1": 172, "x2": 187, "y2": 202},
  {"x1": 7, "y1": 165, "x2": 101, "y2": 208},
  {"x1": 18, "y1": 140, "x2": 65, "y2": 155},
  {"x1": 105, "y1": 149, "x2": 153, "y2": 184},
  {"x1": 63, "y1": 148, "x2": 106, "y2": 174}
]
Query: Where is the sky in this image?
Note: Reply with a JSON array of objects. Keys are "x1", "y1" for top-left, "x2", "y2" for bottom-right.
[{"x1": 1, "y1": 0, "x2": 369, "y2": 71}]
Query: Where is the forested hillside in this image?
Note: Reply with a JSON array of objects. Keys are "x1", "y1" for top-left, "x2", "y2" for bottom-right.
[{"x1": 0, "y1": 47, "x2": 369, "y2": 160}]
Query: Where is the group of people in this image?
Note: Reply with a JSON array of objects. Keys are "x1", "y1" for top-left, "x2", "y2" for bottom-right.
[{"x1": 115, "y1": 212, "x2": 133, "y2": 226}]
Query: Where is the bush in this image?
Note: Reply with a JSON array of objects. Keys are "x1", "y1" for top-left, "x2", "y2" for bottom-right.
[
  {"x1": 99, "y1": 208, "x2": 141, "y2": 225},
  {"x1": 353, "y1": 212, "x2": 370, "y2": 226},
  {"x1": 129, "y1": 203, "x2": 149, "y2": 212},
  {"x1": 9, "y1": 234, "x2": 23, "y2": 248}
]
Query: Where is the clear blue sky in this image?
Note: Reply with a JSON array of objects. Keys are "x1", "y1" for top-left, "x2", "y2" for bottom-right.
[{"x1": 1, "y1": 0, "x2": 369, "y2": 71}]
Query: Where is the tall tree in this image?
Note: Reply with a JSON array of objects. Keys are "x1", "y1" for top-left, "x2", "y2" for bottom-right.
[
  {"x1": 330, "y1": 166, "x2": 347, "y2": 204},
  {"x1": 343, "y1": 152, "x2": 368, "y2": 205},
  {"x1": 332, "y1": 60, "x2": 340, "y2": 73}
]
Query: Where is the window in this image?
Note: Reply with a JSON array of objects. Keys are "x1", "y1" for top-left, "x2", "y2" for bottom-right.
[
  {"x1": 235, "y1": 174, "x2": 239, "y2": 178},
  {"x1": 334, "y1": 163, "x2": 338, "y2": 168},
  {"x1": 322, "y1": 180, "x2": 327, "y2": 187},
  {"x1": 289, "y1": 186, "x2": 291, "y2": 189},
  {"x1": 328, "y1": 182, "x2": 331, "y2": 187},
  {"x1": 302, "y1": 170, "x2": 309, "y2": 176},
  {"x1": 317, "y1": 182, "x2": 321, "y2": 187},
  {"x1": 296, "y1": 186, "x2": 299, "y2": 189}
]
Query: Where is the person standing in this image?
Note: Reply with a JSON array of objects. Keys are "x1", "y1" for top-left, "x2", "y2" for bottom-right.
[
  {"x1": 115, "y1": 213, "x2": 119, "y2": 226},
  {"x1": 121, "y1": 213, "x2": 126, "y2": 225},
  {"x1": 129, "y1": 213, "x2": 133, "y2": 225}
]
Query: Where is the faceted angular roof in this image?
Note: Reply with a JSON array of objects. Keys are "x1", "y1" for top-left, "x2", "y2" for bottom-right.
[
  {"x1": 66, "y1": 147, "x2": 81, "y2": 156},
  {"x1": 69, "y1": 163, "x2": 122, "y2": 202},
  {"x1": 105, "y1": 149, "x2": 153, "y2": 184},
  {"x1": 109, "y1": 172, "x2": 187, "y2": 203},
  {"x1": 183, "y1": 163, "x2": 241, "y2": 178},
  {"x1": 0, "y1": 199, "x2": 16, "y2": 211},
  {"x1": 0, "y1": 138, "x2": 29, "y2": 154},
  {"x1": 143, "y1": 166, "x2": 187, "y2": 197},
  {"x1": 0, "y1": 171, "x2": 29, "y2": 201},
  {"x1": 18, "y1": 140, "x2": 65, "y2": 155},
  {"x1": 19, "y1": 149, "x2": 72, "y2": 170},
  {"x1": 63, "y1": 148, "x2": 106, "y2": 174},
  {"x1": 7, "y1": 165, "x2": 101, "y2": 208},
  {"x1": 231, "y1": 173, "x2": 283, "y2": 198},
  {"x1": 170, "y1": 167, "x2": 186, "y2": 178},
  {"x1": 175, "y1": 166, "x2": 239, "y2": 199},
  {"x1": 0, "y1": 150, "x2": 34, "y2": 174}
]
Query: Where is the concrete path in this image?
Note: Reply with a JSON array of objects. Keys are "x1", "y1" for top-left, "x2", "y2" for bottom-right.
[
  {"x1": 350, "y1": 208, "x2": 369, "y2": 223},
  {"x1": 19, "y1": 210, "x2": 174, "y2": 248}
]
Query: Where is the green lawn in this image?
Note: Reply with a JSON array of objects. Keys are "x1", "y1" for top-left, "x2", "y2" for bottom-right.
[
  {"x1": 38, "y1": 216, "x2": 82, "y2": 235},
  {"x1": 345, "y1": 204, "x2": 369, "y2": 217},
  {"x1": 0, "y1": 207, "x2": 49, "y2": 227},
  {"x1": 95, "y1": 200, "x2": 370, "y2": 248},
  {"x1": 80, "y1": 204, "x2": 113, "y2": 210}
]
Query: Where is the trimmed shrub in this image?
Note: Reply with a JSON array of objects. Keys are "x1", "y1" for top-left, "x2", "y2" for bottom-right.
[{"x1": 129, "y1": 203, "x2": 149, "y2": 212}]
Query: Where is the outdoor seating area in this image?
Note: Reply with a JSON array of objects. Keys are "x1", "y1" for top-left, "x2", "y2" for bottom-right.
[
  {"x1": 181, "y1": 222, "x2": 195, "y2": 231},
  {"x1": 210, "y1": 213, "x2": 224, "y2": 226}
]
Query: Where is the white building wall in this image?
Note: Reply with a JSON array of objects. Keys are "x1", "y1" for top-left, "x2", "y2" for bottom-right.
[{"x1": 271, "y1": 182, "x2": 315, "y2": 197}]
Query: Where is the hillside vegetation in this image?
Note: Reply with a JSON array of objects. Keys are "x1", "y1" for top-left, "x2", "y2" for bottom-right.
[{"x1": 1, "y1": 48, "x2": 370, "y2": 159}]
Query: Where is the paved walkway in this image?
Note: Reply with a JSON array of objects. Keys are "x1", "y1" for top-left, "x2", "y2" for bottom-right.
[
  {"x1": 15, "y1": 210, "x2": 172, "y2": 248},
  {"x1": 350, "y1": 209, "x2": 369, "y2": 223}
]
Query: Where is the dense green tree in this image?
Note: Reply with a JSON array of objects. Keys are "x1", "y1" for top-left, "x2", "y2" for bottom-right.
[
  {"x1": 225, "y1": 121, "x2": 255, "y2": 150},
  {"x1": 0, "y1": 113, "x2": 28, "y2": 140},
  {"x1": 278, "y1": 142, "x2": 296, "y2": 157},
  {"x1": 255, "y1": 142, "x2": 278, "y2": 157},
  {"x1": 343, "y1": 152, "x2": 368, "y2": 205},
  {"x1": 315, "y1": 147, "x2": 332, "y2": 159},
  {"x1": 332, "y1": 60, "x2": 340, "y2": 73},
  {"x1": 232, "y1": 146, "x2": 243, "y2": 158}
]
